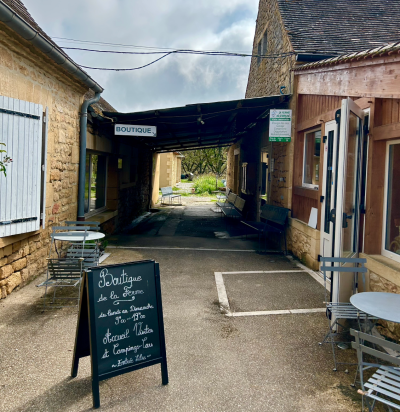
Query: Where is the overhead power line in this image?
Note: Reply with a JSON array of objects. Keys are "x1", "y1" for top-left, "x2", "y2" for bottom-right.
[
  {"x1": 60, "y1": 46, "x2": 295, "y2": 71},
  {"x1": 52, "y1": 36, "x2": 252, "y2": 54}
]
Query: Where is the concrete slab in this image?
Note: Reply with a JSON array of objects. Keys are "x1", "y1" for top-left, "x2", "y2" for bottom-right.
[{"x1": 223, "y1": 271, "x2": 326, "y2": 312}]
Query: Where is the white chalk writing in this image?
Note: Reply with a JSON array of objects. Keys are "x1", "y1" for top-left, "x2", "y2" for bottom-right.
[{"x1": 98, "y1": 268, "x2": 142, "y2": 289}]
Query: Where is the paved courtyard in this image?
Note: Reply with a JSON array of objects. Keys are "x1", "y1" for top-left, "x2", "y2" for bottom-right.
[{"x1": 0, "y1": 200, "x2": 365, "y2": 411}]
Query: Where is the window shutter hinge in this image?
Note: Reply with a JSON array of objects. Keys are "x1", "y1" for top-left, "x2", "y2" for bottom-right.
[
  {"x1": 43, "y1": 115, "x2": 46, "y2": 123},
  {"x1": 42, "y1": 164, "x2": 45, "y2": 172},
  {"x1": 320, "y1": 195, "x2": 324, "y2": 203},
  {"x1": 323, "y1": 135, "x2": 327, "y2": 143},
  {"x1": 41, "y1": 213, "x2": 44, "y2": 220},
  {"x1": 318, "y1": 254, "x2": 322, "y2": 262}
]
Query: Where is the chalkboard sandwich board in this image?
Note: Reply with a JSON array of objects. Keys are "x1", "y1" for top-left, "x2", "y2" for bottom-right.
[{"x1": 71, "y1": 260, "x2": 168, "y2": 408}]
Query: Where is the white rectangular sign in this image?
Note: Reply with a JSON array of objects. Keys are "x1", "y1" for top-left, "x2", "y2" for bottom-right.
[
  {"x1": 115, "y1": 124, "x2": 157, "y2": 137},
  {"x1": 269, "y1": 109, "x2": 292, "y2": 142}
]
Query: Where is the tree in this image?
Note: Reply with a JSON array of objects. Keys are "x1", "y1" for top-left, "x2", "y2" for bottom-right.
[
  {"x1": 181, "y1": 147, "x2": 227, "y2": 176},
  {"x1": 0, "y1": 143, "x2": 12, "y2": 177},
  {"x1": 204, "y1": 147, "x2": 227, "y2": 176}
]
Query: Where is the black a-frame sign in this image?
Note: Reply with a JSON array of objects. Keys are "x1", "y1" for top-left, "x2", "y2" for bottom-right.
[{"x1": 71, "y1": 260, "x2": 168, "y2": 408}]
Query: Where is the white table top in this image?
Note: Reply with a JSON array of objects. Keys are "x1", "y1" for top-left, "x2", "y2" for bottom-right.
[
  {"x1": 350, "y1": 292, "x2": 400, "y2": 323},
  {"x1": 53, "y1": 231, "x2": 105, "y2": 242}
]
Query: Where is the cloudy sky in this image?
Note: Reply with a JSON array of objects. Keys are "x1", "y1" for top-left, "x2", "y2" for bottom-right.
[{"x1": 23, "y1": 0, "x2": 259, "y2": 113}]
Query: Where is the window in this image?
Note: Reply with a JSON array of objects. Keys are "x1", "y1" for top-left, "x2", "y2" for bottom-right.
[
  {"x1": 261, "y1": 31, "x2": 268, "y2": 55},
  {"x1": 84, "y1": 153, "x2": 107, "y2": 215},
  {"x1": 257, "y1": 30, "x2": 267, "y2": 65},
  {"x1": 382, "y1": 140, "x2": 400, "y2": 262},
  {"x1": 0, "y1": 96, "x2": 45, "y2": 237},
  {"x1": 241, "y1": 162, "x2": 248, "y2": 193},
  {"x1": 257, "y1": 41, "x2": 262, "y2": 65},
  {"x1": 303, "y1": 129, "x2": 321, "y2": 189}
]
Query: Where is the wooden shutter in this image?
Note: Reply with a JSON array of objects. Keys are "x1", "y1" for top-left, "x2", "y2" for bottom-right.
[{"x1": 0, "y1": 96, "x2": 43, "y2": 237}]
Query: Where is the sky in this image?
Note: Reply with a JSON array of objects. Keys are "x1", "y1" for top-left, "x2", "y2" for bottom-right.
[{"x1": 22, "y1": 0, "x2": 259, "y2": 113}]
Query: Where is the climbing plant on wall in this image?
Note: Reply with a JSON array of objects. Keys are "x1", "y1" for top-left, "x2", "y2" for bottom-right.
[{"x1": 0, "y1": 143, "x2": 12, "y2": 177}]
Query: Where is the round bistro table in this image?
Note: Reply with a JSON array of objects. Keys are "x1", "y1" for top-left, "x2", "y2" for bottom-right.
[
  {"x1": 53, "y1": 231, "x2": 105, "y2": 242},
  {"x1": 350, "y1": 292, "x2": 400, "y2": 323}
]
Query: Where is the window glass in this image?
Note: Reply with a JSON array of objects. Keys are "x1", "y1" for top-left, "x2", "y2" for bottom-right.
[
  {"x1": 324, "y1": 130, "x2": 334, "y2": 234},
  {"x1": 262, "y1": 32, "x2": 267, "y2": 55},
  {"x1": 303, "y1": 130, "x2": 321, "y2": 187},
  {"x1": 385, "y1": 143, "x2": 400, "y2": 256},
  {"x1": 341, "y1": 112, "x2": 361, "y2": 257},
  {"x1": 84, "y1": 154, "x2": 90, "y2": 212},
  {"x1": 84, "y1": 153, "x2": 107, "y2": 214}
]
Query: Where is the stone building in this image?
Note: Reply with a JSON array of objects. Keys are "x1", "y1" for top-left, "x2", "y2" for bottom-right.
[
  {"x1": 159, "y1": 152, "x2": 183, "y2": 189},
  {"x1": 0, "y1": 0, "x2": 153, "y2": 299}
]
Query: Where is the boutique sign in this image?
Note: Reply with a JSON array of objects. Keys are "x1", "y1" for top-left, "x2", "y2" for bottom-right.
[{"x1": 115, "y1": 124, "x2": 157, "y2": 137}]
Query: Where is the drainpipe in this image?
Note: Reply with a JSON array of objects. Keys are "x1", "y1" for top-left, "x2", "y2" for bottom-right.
[{"x1": 77, "y1": 92, "x2": 102, "y2": 221}]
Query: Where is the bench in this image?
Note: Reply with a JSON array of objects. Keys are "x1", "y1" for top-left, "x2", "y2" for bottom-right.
[
  {"x1": 221, "y1": 196, "x2": 246, "y2": 222},
  {"x1": 216, "y1": 187, "x2": 231, "y2": 202},
  {"x1": 216, "y1": 192, "x2": 236, "y2": 210},
  {"x1": 160, "y1": 187, "x2": 181, "y2": 205},
  {"x1": 241, "y1": 204, "x2": 289, "y2": 253}
]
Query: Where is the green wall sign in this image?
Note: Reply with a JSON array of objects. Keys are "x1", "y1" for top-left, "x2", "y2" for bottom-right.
[{"x1": 269, "y1": 109, "x2": 292, "y2": 142}]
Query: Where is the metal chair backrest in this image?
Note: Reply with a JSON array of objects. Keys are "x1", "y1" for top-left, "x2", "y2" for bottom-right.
[
  {"x1": 225, "y1": 188, "x2": 231, "y2": 197},
  {"x1": 351, "y1": 329, "x2": 400, "y2": 409},
  {"x1": 161, "y1": 187, "x2": 173, "y2": 196},
  {"x1": 320, "y1": 257, "x2": 367, "y2": 302},
  {"x1": 65, "y1": 221, "x2": 100, "y2": 231}
]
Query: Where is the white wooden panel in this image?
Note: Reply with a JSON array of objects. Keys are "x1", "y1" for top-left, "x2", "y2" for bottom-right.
[
  {"x1": 41, "y1": 107, "x2": 49, "y2": 229},
  {"x1": 0, "y1": 96, "x2": 43, "y2": 237}
]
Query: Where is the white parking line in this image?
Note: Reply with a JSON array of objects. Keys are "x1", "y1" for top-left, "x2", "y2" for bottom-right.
[
  {"x1": 227, "y1": 308, "x2": 326, "y2": 317},
  {"x1": 108, "y1": 246, "x2": 257, "y2": 252},
  {"x1": 214, "y1": 268, "x2": 327, "y2": 317},
  {"x1": 221, "y1": 270, "x2": 305, "y2": 275}
]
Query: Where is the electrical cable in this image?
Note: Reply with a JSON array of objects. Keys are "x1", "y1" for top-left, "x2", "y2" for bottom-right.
[
  {"x1": 52, "y1": 36, "x2": 254, "y2": 54},
  {"x1": 71, "y1": 50, "x2": 295, "y2": 71}
]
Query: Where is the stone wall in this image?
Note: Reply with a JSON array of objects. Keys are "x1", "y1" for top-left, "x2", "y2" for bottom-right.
[
  {"x1": 0, "y1": 23, "x2": 88, "y2": 299},
  {"x1": 369, "y1": 273, "x2": 400, "y2": 341},
  {"x1": 287, "y1": 218, "x2": 320, "y2": 271},
  {"x1": 360, "y1": 254, "x2": 400, "y2": 342}
]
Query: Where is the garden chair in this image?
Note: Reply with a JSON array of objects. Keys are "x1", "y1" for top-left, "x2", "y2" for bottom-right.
[
  {"x1": 37, "y1": 258, "x2": 84, "y2": 310},
  {"x1": 351, "y1": 329, "x2": 400, "y2": 412},
  {"x1": 65, "y1": 221, "x2": 102, "y2": 267},
  {"x1": 319, "y1": 257, "x2": 376, "y2": 371}
]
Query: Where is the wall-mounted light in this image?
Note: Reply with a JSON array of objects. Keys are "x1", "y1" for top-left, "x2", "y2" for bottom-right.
[{"x1": 197, "y1": 116, "x2": 205, "y2": 125}]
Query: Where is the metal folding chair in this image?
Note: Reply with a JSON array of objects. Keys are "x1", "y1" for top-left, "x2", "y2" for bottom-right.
[
  {"x1": 65, "y1": 221, "x2": 100, "y2": 231},
  {"x1": 65, "y1": 221, "x2": 101, "y2": 267},
  {"x1": 351, "y1": 329, "x2": 400, "y2": 412},
  {"x1": 37, "y1": 258, "x2": 84, "y2": 310},
  {"x1": 319, "y1": 257, "x2": 376, "y2": 371}
]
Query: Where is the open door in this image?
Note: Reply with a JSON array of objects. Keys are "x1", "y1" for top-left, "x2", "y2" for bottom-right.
[
  {"x1": 320, "y1": 120, "x2": 338, "y2": 261},
  {"x1": 332, "y1": 98, "x2": 364, "y2": 303}
]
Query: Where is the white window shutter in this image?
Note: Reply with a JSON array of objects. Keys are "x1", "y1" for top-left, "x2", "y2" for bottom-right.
[{"x1": 0, "y1": 96, "x2": 43, "y2": 237}]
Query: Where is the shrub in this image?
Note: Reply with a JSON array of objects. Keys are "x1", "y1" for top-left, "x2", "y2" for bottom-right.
[{"x1": 193, "y1": 175, "x2": 224, "y2": 194}]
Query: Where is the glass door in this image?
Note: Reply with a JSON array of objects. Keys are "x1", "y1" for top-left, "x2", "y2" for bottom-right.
[
  {"x1": 320, "y1": 120, "x2": 338, "y2": 262},
  {"x1": 332, "y1": 98, "x2": 364, "y2": 303}
]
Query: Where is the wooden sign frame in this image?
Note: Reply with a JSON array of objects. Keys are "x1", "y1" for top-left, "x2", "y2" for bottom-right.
[{"x1": 71, "y1": 260, "x2": 168, "y2": 408}]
